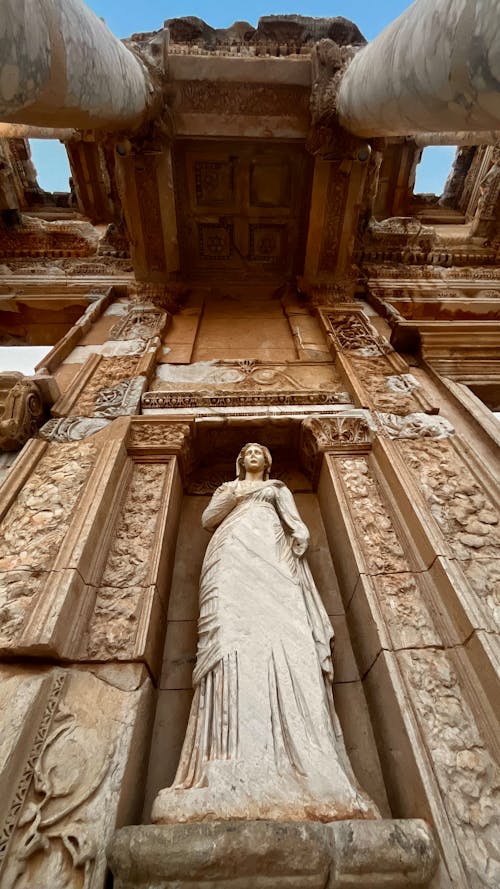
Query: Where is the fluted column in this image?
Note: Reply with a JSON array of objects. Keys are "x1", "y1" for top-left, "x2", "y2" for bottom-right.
[
  {"x1": 338, "y1": 0, "x2": 500, "y2": 138},
  {"x1": 0, "y1": 0, "x2": 154, "y2": 130}
]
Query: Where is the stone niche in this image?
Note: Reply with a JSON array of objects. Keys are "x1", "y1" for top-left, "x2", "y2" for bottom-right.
[{"x1": 108, "y1": 417, "x2": 439, "y2": 889}]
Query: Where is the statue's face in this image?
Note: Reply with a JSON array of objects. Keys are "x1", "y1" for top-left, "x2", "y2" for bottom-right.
[{"x1": 243, "y1": 444, "x2": 266, "y2": 475}]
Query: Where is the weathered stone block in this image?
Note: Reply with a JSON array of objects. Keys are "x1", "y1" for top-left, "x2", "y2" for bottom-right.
[{"x1": 108, "y1": 818, "x2": 438, "y2": 889}]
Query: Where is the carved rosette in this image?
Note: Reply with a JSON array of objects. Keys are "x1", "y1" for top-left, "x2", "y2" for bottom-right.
[
  {"x1": 299, "y1": 414, "x2": 372, "y2": 481},
  {"x1": 0, "y1": 373, "x2": 45, "y2": 451}
]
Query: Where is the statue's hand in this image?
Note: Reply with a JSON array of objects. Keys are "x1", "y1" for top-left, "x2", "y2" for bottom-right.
[{"x1": 291, "y1": 534, "x2": 308, "y2": 557}]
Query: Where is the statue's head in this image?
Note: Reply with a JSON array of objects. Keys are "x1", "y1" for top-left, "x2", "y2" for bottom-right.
[{"x1": 236, "y1": 442, "x2": 272, "y2": 480}]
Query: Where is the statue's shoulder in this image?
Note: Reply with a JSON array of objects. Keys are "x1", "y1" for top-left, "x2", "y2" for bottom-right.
[{"x1": 216, "y1": 480, "x2": 237, "y2": 493}]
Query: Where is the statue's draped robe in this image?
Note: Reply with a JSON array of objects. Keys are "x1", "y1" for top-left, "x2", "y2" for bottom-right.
[{"x1": 158, "y1": 480, "x2": 379, "y2": 822}]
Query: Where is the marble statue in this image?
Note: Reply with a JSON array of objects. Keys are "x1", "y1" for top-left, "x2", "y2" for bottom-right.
[{"x1": 153, "y1": 443, "x2": 379, "y2": 823}]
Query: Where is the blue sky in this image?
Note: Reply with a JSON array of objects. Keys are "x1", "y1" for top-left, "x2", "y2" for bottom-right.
[{"x1": 30, "y1": 0, "x2": 456, "y2": 194}]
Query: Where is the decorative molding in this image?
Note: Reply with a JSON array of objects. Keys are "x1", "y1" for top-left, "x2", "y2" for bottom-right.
[
  {"x1": 142, "y1": 390, "x2": 352, "y2": 409},
  {"x1": 127, "y1": 419, "x2": 195, "y2": 476}
]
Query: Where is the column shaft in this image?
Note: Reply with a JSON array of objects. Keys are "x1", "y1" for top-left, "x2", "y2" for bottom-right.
[
  {"x1": 338, "y1": 0, "x2": 500, "y2": 138},
  {"x1": 0, "y1": 0, "x2": 153, "y2": 129}
]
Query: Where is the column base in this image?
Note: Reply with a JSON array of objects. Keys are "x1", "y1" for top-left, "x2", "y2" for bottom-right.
[{"x1": 108, "y1": 818, "x2": 438, "y2": 889}]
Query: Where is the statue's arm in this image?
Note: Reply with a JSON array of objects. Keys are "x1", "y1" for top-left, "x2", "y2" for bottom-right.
[
  {"x1": 201, "y1": 482, "x2": 239, "y2": 532},
  {"x1": 275, "y1": 485, "x2": 310, "y2": 556}
]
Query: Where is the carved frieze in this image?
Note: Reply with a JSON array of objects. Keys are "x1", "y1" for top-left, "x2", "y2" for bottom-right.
[
  {"x1": 0, "y1": 373, "x2": 44, "y2": 451},
  {"x1": 0, "y1": 442, "x2": 96, "y2": 647},
  {"x1": 153, "y1": 359, "x2": 343, "y2": 393},
  {"x1": 143, "y1": 391, "x2": 351, "y2": 409},
  {"x1": 178, "y1": 81, "x2": 310, "y2": 117}
]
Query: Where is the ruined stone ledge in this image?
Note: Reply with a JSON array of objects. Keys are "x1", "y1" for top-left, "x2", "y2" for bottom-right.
[{"x1": 108, "y1": 818, "x2": 438, "y2": 889}]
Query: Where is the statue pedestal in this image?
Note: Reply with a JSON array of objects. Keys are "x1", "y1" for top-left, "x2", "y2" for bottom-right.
[{"x1": 108, "y1": 819, "x2": 438, "y2": 889}]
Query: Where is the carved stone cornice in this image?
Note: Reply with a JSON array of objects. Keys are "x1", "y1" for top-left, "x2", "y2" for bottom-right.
[
  {"x1": 299, "y1": 413, "x2": 372, "y2": 481},
  {"x1": 298, "y1": 276, "x2": 357, "y2": 306},
  {"x1": 131, "y1": 282, "x2": 188, "y2": 312},
  {"x1": 127, "y1": 417, "x2": 195, "y2": 476},
  {"x1": 0, "y1": 373, "x2": 45, "y2": 451}
]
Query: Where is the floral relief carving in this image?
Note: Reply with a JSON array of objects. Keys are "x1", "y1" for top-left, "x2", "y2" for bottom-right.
[
  {"x1": 349, "y1": 357, "x2": 422, "y2": 414},
  {"x1": 317, "y1": 169, "x2": 349, "y2": 273},
  {"x1": 109, "y1": 308, "x2": 167, "y2": 341},
  {"x1": 4, "y1": 677, "x2": 112, "y2": 889},
  {"x1": 338, "y1": 457, "x2": 408, "y2": 574},
  {"x1": 84, "y1": 464, "x2": 167, "y2": 657},
  {"x1": 376, "y1": 412, "x2": 454, "y2": 439},
  {"x1": 398, "y1": 439, "x2": 500, "y2": 631},
  {"x1": 128, "y1": 422, "x2": 191, "y2": 450},
  {"x1": 0, "y1": 668, "x2": 149, "y2": 889},
  {"x1": 398, "y1": 440, "x2": 500, "y2": 560},
  {"x1": 0, "y1": 672, "x2": 66, "y2": 870},
  {"x1": 325, "y1": 312, "x2": 387, "y2": 357},
  {"x1": 401, "y1": 649, "x2": 500, "y2": 889},
  {"x1": 72, "y1": 357, "x2": 141, "y2": 417},
  {"x1": 337, "y1": 458, "x2": 440, "y2": 645},
  {"x1": 0, "y1": 443, "x2": 96, "y2": 645},
  {"x1": 39, "y1": 418, "x2": 110, "y2": 443},
  {"x1": 93, "y1": 378, "x2": 145, "y2": 418}
]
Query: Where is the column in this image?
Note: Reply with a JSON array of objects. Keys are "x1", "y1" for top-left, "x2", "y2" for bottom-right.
[
  {"x1": 337, "y1": 0, "x2": 500, "y2": 137},
  {"x1": 0, "y1": 0, "x2": 154, "y2": 129}
]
